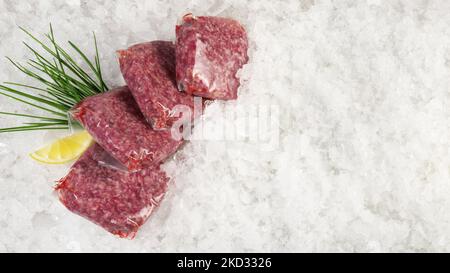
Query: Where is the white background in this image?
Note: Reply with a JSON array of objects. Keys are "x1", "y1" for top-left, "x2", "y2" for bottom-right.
[{"x1": 1, "y1": 0, "x2": 450, "y2": 252}]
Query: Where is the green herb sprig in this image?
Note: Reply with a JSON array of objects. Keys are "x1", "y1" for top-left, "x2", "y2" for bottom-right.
[{"x1": 0, "y1": 25, "x2": 108, "y2": 133}]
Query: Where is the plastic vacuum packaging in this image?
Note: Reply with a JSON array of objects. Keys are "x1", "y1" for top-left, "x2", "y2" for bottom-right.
[
  {"x1": 118, "y1": 41, "x2": 200, "y2": 130},
  {"x1": 56, "y1": 143, "x2": 169, "y2": 239},
  {"x1": 176, "y1": 14, "x2": 249, "y2": 100},
  {"x1": 71, "y1": 86, "x2": 183, "y2": 172}
]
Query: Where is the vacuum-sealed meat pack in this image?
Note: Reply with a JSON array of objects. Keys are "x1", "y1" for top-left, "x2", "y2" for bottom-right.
[
  {"x1": 71, "y1": 86, "x2": 183, "y2": 172},
  {"x1": 57, "y1": 144, "x2": 169, "y2": 239},
  {"x1": 118, "y1": 41, "x2": 198, "y2": 130},
  {"x1": 176, "y1": 14, "x2": 249, "y2": 100}
]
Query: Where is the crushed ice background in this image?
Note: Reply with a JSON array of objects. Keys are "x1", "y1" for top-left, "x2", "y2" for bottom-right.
[{"x1": 1, "y1": 0, "x2": 450, "y2": 252}]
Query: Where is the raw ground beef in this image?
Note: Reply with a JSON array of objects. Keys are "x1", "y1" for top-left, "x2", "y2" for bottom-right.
[
  {"x1": 118, "y1": 41, "x2": 200, "y2": 130},
  {"x1": 71, "y1": 86, "x2": 184, "y2": 172},
  {"x1": 56, "y1": 143, "x2": 169, "y2": 239},
  {"x1": 176, "y1": 14, "x2": 249, "y2": 100}
]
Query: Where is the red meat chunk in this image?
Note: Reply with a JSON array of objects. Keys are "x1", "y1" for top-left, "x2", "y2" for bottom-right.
[
  {"x1": 176, "y1": 14, "x2": 249, "y2": 100},
  {"x1": 118, "y1": 41, "x2": 199, "y2": 130},
  {"x1": 56, "y1": 144, "x2": 169, "y2": 239},
  {"x1": 71, "y1": 86, "x2": 183, "y2": 172}
]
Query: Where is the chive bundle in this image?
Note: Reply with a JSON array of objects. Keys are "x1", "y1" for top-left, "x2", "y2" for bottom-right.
[{"x1": 0, "y1": 25, "x2": 108, "y2": 133}]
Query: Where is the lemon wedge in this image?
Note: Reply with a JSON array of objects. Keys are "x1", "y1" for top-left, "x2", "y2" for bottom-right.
[{"x1": 30, "y1": 131, "x2": 93, "y2": 164}]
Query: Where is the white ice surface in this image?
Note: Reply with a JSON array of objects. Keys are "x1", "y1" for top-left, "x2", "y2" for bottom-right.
[{"x1": 1, "y1": 0, "x2": 450, "y2": 252}]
